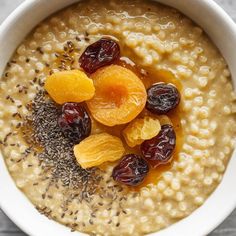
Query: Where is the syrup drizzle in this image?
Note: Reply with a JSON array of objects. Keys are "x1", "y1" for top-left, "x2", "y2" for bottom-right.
[
  {"x1": 117, "y1": 57, "x2": 183, "y2": 189},
  {"x1": 98, "y1": 56, "x2": 183, "y2": 190}
]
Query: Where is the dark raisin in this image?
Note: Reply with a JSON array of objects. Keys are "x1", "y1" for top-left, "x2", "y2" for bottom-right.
[
  {"x1": 146, "y1": 83, "x2": 180, "y2": 114},
  {"x1": 112, "y1": 154, "x2": 149, "y2": 186},
  {"x1": 79, "y1": 38, "x2": 120, "y2": 74},
  {"x1": 58, "y1": 103, "x2": 91, "y2": 143},
  {"x1": 141, "y1": 124, "x2": 176, "y2": 168}
]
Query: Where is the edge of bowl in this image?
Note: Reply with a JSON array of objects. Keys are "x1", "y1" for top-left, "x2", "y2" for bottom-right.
[{"x1": 0, "y1": 0, "x2": 236, "y2": 236}]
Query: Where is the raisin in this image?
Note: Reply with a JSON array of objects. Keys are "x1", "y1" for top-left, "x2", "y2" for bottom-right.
[
  {"x1": 141, "y1": 124, "x2": 176, "y2": 168},
  {"x1": 79, "y1": 38, "x2": 120, "y2": 74},
  {"x1": 58, "y1": 103, "x2": 91, "y2": 143},
  {"x1": 146, "y1": 83, "x2": 180, "y2": 114},
  {"x1": 112, "y1": 154, "x2": 149, "y2": 186}
]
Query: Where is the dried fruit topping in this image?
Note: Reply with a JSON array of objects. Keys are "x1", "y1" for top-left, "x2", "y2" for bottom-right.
[
  {"x1": 87, "y1": 65, "x2": 147, "y2": 126},
  {"x1": 158, "y1": 115, "x2": 172, "y2": 126},
  {"x1": 74, "y1": 133, "x2": 125, "y2": 169},
  {"x1": 79, "y1": 38, "x2": 120, "y2": 74},
  {"x1": 123, "y1": 116, "x2": 161, "y2": 147},
  {"x1": 44, "y1": 70, "x2": 95, "y2": 104},
  {"x1": 112, "y1": 154, "x2": 149, "y2": 186},
  {"x1": 146, "y1": 83, "x2": 180, "y2": 115},
  {"x1": 141, "y1": 124, "x2": 176, "y2": 168},
  {"x1": 58, "y1": 103, "x2": 91, "y2": 143}
]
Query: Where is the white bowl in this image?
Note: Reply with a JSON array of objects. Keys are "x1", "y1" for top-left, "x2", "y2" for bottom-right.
[{"x1": 0, "y1": 0, "x2": 236, "y2": 236}]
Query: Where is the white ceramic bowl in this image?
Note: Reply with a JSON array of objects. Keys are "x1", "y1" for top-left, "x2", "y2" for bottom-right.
[{"x1": 0, "y1": 0, "x2": 236, "y2": 235}]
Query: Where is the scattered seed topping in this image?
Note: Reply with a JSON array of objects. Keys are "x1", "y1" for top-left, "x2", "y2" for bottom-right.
[
  {"x1": 36, "y1": 206, "x2": 52, "y2": 218},
  {"x1": 25, "y1": 91, "x2": 102, "y2": 200},
  {"x1": 55, "y1": 41, "x2": 77, "y2": 71},
  {"x1": 36, "y1": 47, "x2": 44, "y2": 55}
]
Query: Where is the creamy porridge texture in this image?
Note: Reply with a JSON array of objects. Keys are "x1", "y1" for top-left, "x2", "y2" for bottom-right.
[{"x1": 0, "y1": 0, "x2": 236, "y2": 235}]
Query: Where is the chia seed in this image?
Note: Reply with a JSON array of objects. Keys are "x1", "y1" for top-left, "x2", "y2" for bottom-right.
[
  {"x1": 24, "y1": 91, "x2": 102, "y2": 201},
  {"x1": 36, "y1": 47, "x2": 44, "y2": 55}
]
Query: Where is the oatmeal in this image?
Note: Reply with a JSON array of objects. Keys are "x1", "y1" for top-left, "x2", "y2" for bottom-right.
[{"x1": 1, "y1": 0, "x2": 236, "y2": 235}]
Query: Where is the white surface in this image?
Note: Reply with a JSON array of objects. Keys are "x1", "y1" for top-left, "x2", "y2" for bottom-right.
[{"x1": 0, "y1": 0, "x2": 236, "y2": 236}]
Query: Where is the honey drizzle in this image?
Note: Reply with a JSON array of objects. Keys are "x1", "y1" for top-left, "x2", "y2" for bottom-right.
[
  {"x1": 98, "y1": 57, "x2": 183, "y2": 190},
  {"x1": 136, "y1": 105, "x2": 183, "y2": 190}
]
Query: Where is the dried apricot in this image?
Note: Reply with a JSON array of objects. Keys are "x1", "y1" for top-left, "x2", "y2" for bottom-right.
[
  {"x1": 73, "y1": 133, "x2": 125, "y2": 169},
  {"x1": 45, "y1": 70, "x2": 95, "y2": 104},
  {"x1": 123, "y1": 116, "x2": 161, "y2": 147},
  {"x1": 87, "y1": 65, "x2": 147, "y2": 126}
]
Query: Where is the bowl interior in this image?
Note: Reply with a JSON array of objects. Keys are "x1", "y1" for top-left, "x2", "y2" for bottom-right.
[{"x1": 0, "y1": 0, "x2": 236, "y2": 236}]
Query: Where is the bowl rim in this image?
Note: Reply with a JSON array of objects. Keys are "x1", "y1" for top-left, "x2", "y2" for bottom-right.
[{"x1": 0, "y1": 0, "x2": 236, "y2": 236}]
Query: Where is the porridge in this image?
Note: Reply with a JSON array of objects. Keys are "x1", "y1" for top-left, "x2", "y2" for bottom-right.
[{"x1": 0, "y1": 0, "x2": 236, "y2": 235}]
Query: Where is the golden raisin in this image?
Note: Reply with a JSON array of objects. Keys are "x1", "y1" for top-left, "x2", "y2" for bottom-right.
[
  {"x1": 158, "y1": 115, "x2": 172, "y2": 126},
  {"x1": 45, "y1": 70, "x2": 95, "y2": 104},
  {"x1": 87, "y1": 65, "x2": 147, "y2": 126},
  {"x1": 123, "y1": 116, "x2": 161, "y2": 147},
  {"x1": 73, "y1": 133, "x2": 125, "y2": 169}
]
